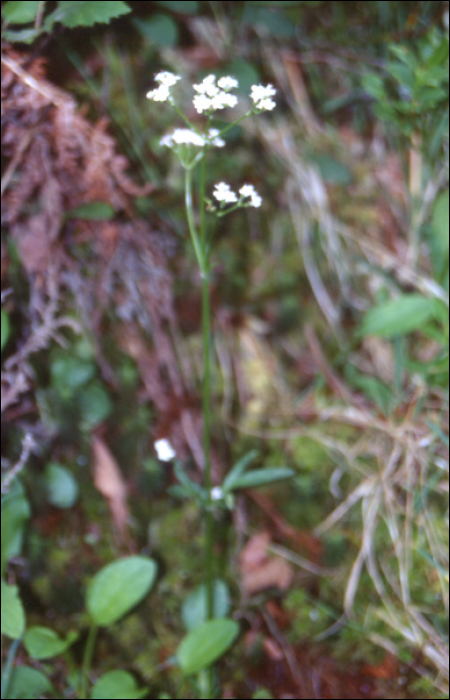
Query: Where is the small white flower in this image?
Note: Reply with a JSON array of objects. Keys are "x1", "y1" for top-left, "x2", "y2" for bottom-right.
[
  {"x1": 147, "y1": 85, "x2": 171, "y2": 102},
  {"x1": 147, "y1": 72, "x2": 181, "y2": 102},
  {"x1": 250, "y1": 84, "x2": 276, "y2": 111},
  {"x1": 218, "y1": 76, "x2": 239, "y2": 90},
  {"x1": 211, "y1": 486, "x2": 224, "y2": 501},
  {"x1": 211, "y1": 92, "x2": 238, "y2": 110},
  {"x1": 250, "y1": 193, "x2": 262, "y2": 207},
  {"x1": 213, "y1": 182, "x2": 238, "y2": 203},
  {"x1": 160, "y1": 134, "x2": 174, "y2": 147},
  {"x1": 160, "y1": 129, "x2": 206, "y2": 148},
  {"x1": 154, "y1": 71, "x2": 181, "y2": 87},
  {"x1": 172, "y1": 129, "x2": 205, "y2": 146},
  {"x1": 193, "y1": 94, "x2": 213, "y2": 114},
  {"x1": 193, "y1": 74, "x2": 219, "y2": 96},
  {"x1": 239, "y1": 184, "x2": 256, "y2": 197},
  {"x1": 257, "y1": 98, "x2": 276, "y2": 111},
  {"x1": 207, "y1": 128, "x2": 225, "y2": 148},
  {"x1": 154, "y1": 438, "x2": 176, "y2": 462},
  {"x1": 239, "y1": 184, "x2": 262, "y2": 207}
]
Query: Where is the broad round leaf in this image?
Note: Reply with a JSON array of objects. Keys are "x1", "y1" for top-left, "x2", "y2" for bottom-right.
[
  {"x1": 91, "y1": 670, "x2": 148, "y2": 699},
  {"x1": 177, "y1": 618, "x2": 239, "y2": 675},
  {"x1": 1, "y1": 580, "x2": 25, "y2": 639},
  {"x1": 86, "y1": 556, "x2": 157, "y2": 627},
  {"x1": 182, "y1": 580, "x2": 231, "y2": 631},
  {"x1": 45, "y1": 463, "x2": 79, "y2": 509},
  {"x1": 24, "y1": 626, "x2": 78, "y2": 660},
  {"x1": 6, "y1": 666, "x2": 53, "y2": 700}
]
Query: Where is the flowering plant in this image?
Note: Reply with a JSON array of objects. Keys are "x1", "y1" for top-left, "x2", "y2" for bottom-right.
[{"x1": 147, "y1": 70, "x2": 292, "y2": 695}]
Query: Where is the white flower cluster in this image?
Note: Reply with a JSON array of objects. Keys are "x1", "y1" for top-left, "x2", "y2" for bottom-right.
[
  {"x1": 250, "y1": 84, "x2": 276, "y2": 111},
  {"x1": 213, "y1": 182, "x2": 262, "y2": 208},
  {"x1": 146, "y1": 71, "x2": 181, "y2": 102},
  {"x1": 192, "y1": 74, "x2": 239, "y2": 114},
  {"x1": 146, "y1": 71, "x2": 277, "y2": 115},
  {"x1": 160, "y1": 128, "x2": 225, "y2": 149}
]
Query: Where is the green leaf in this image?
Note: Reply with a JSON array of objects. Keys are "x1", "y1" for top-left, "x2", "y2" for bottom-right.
[
  {"x1": 1, "y1": 481, "x2": 31, "y2": 577},
  {"x1": 1, "y1": 580, "x2": 25, "y2": 639},
  {"x1": 174, "y1": 462, "x2": 208, "y2": 501},
  {"x1": 132, "y1": 14, "x2": 179, "y2": 47},
  {"x1": 153, "y1": 0, "x2": 199, "y2": 14},
  {"x1": 359, "y1": 295, "x2": 437, "y2": 337},
  {"x1": 65, "y1": 201, "x2": 116, "y2": 220},
  {"x1": 44, "y1": 463, "x2": 79, "y2": 509},
  {"x1": 78, "y1": 383, "x2": 112, "y2": 430},
  {"x1": 312, "y1": 154, "x2": 352, "y2": 185},
  {"x1": 86, "y1": 556, "x2": 157, "y2": 627},
  {"x1": 222, "y1": 450, "x2": 259, "y2": 491},
  {"x1": 2, "y1": 27, "x2": 41, "y2": 43},
  {"x1": 2, "y1": 1, "x2": 40, "y2": 25},
  {"x1": 51, "y1": 356, "x2": 96, "y2": 396},
  {"x1": 224, "y1": 467, "x2": 295, "y2": 491},
  {"x1": 431, "y1": 189, "x2": 450, "y2": 259},
  {"x1": 24, "y1": 626, "x2": 78, "y2": 659},
  {"x1": 1, "y1": 309, "x2": 10, "y2": 353},
  {"x1": 53, "y1": 1, "x2": 131, "y2": 28},
  {"x1": 5, "y1": 666, "x2": 53, "y2": 700},
  {"x1": 91, "y1": 670, "x2": 148, "y2": 699},
  {"x1": 177, "y1": 618, "x2": 239, "y2": 675},
  {"x1": 182, "y1": 580, "x2": 231, "y2": 631}
]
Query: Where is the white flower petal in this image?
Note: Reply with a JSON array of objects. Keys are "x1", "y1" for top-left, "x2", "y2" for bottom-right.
[
  {"x1": 154, "y1": 439, "x2": 176, "y2": 461},
  {"x1": 239, "y1": 184, "x2": 256, "y2": 197},
  {"x1": 211, "y1": 486, "x2": 224, "y2": 501},
  {"x1": 154, "y1": 71, "x2": 181, "y2": 87},
  {"x1": 193, "y1": 94, "x2": 212, "y2": 114},
  {"x1": 218, "y1": 76, "x2": 238, "y2": 90}
]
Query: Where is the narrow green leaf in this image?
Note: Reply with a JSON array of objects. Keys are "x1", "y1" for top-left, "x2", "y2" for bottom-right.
[
  {"x1": 359, "y1": 295, "x2": 436, "y2": 337},
  {"x1": 24, "y1": 626, "x2": 78, "y2": 659},
  {"x1": 2, "y1": 1, "x2": 40, "y2": 25},
  {"x1": 91, "y1": 670, "x2": 148, "y2": 699},
  {"x1": 226, "y1": 467, "x2": 295, "y2": 491},
  {"x1": 86, "y1": 556, "x2": 157, "y2": 627},
  {"x1": 1, "y1": 309, "x2": 10, "y2": 353},
  {"x1": 222, "y1": 450, "x2": 259, "y2": 491},
  {"x1": 1, "y1": 580, "x2": 25, "y2": 639},
  {"x1": 182, "y1": 580, "x2": 231, "y2": 631},
  {"x1": 177, "y1": 618, "x2": 239, "y2": 675},
  {"x1": 54, "y1": 1, "x2": 131, "y2": 29},
  {"x1": 65, "y1": 201, "x2": 116, "y2": 220},
  {"x1": 431, "y1": 189, "x2": 449, "y2": 258}
]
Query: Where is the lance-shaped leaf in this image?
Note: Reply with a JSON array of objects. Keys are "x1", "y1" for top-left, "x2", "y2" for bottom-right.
[
  {"x1": 224, "y1": 467, "x2": 295, "y2": 491},
  {"x1": 222, "y1": 450, "x2": 259, "y2": 492}
]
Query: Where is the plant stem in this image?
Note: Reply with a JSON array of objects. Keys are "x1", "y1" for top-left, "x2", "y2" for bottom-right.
[{"x1": 80, "y1": 624, "x2": 97, "y2": 700}]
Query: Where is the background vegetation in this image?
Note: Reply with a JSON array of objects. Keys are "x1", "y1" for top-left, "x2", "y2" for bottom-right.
[{"x1": 1, "y1": 1, "x2": 449, "y2": 698}]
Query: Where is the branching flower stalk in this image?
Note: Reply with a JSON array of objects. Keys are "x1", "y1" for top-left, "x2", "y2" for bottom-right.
[{"x1": 147, "y1": 71, "x2": 276, "y2": 695}]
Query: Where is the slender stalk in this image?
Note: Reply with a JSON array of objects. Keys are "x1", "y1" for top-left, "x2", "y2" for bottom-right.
[
  {"x1": 1, "y1": 638, "x2": 21, "y2": 700},
  {"x1": 80, "y1": 624, "x2": 97, "y2": 700},
  {"x1": 199, "y1": 148, "x2": 214, "y2": 623}
]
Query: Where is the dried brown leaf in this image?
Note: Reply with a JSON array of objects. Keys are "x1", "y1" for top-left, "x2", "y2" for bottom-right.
[{"x1": 91, "y1": 435, "x2": 129, "y2": 542}]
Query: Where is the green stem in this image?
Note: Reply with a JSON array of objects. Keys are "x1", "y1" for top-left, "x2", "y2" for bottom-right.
[
  {"x1": 199, "y1": 149, "x2": 214, "y2": 622},
  {"x1": 80, "y1": 624, "x2": 97, "y2": 700},
  {"x1": 1, "y1": 638, "x2": 21, "y2": 700},
  {"x1": 185, "y1": 169, "x2": 203, "y2": 270}
]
